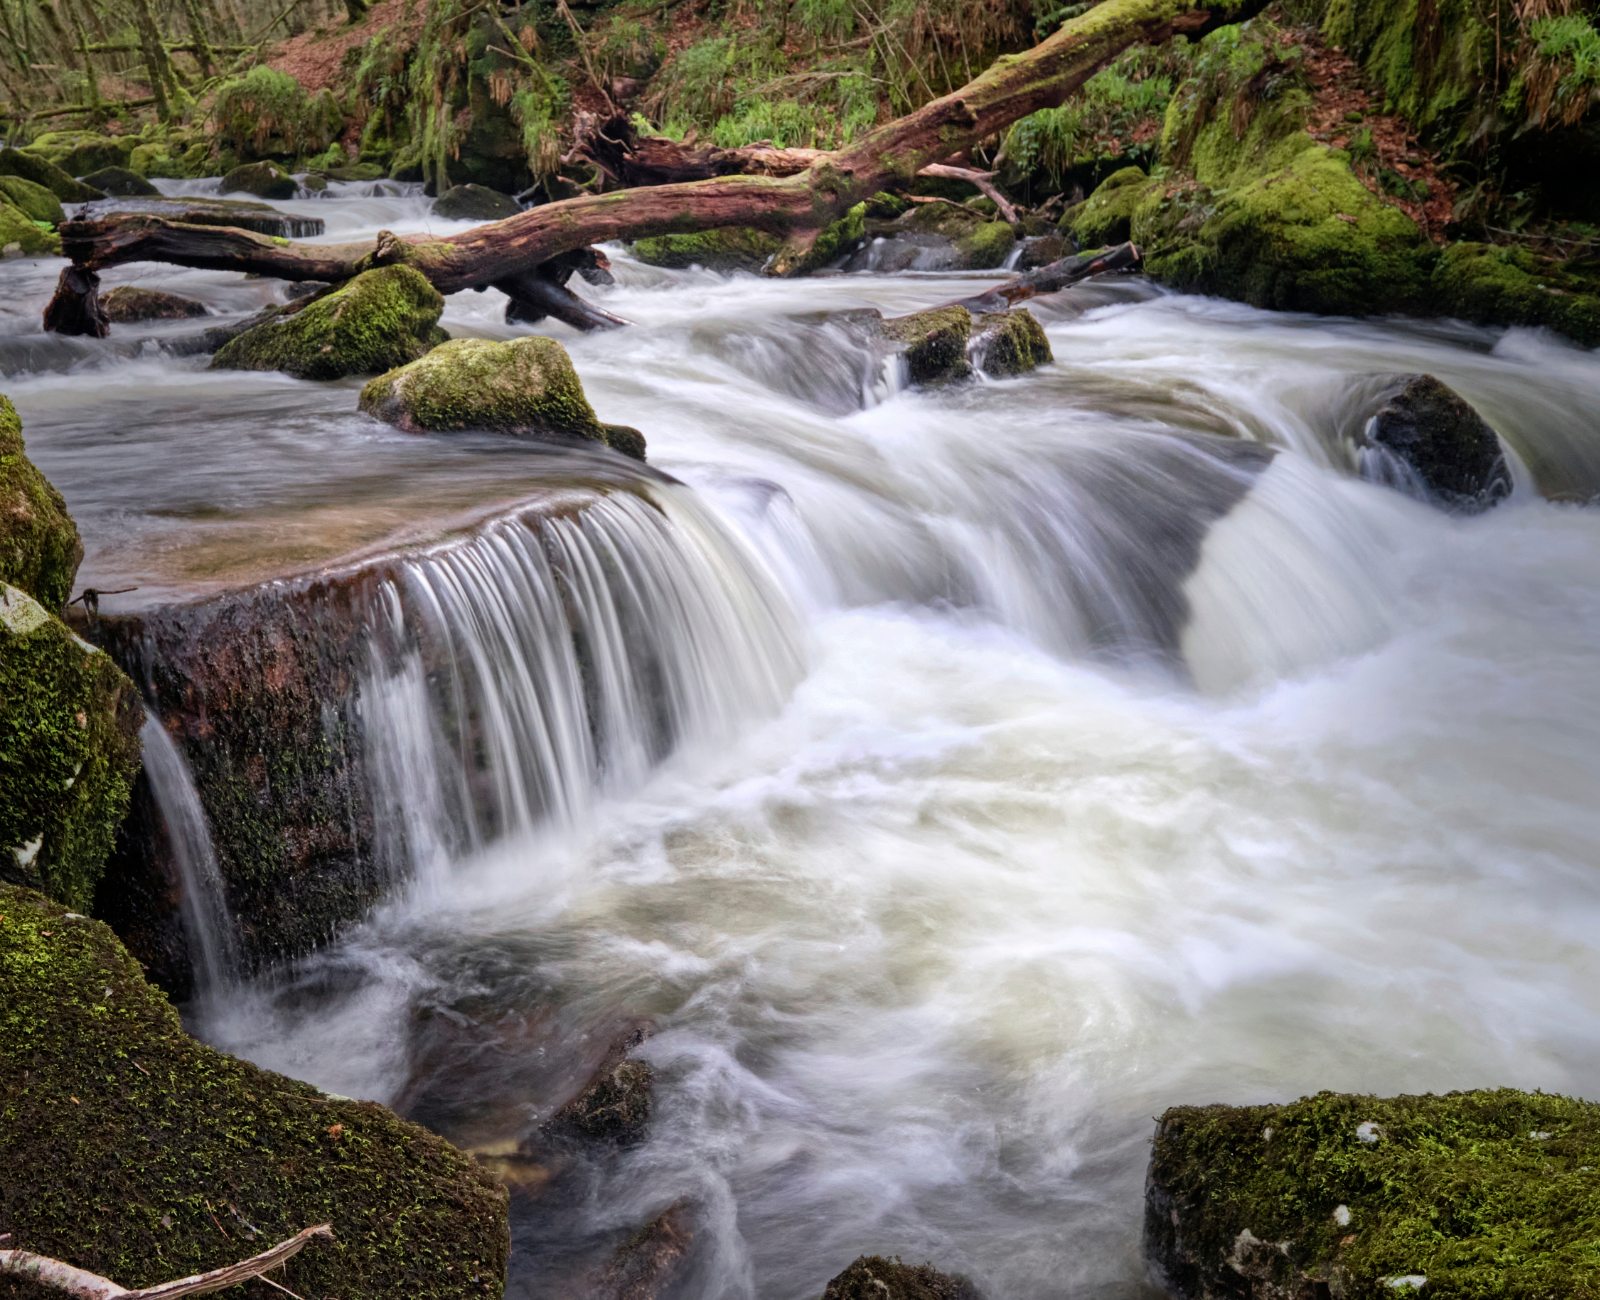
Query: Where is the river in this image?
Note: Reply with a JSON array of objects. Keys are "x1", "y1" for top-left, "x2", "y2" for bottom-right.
[{"x1": 5, "y1": 183, "x2": 1600, "y2": 1298}]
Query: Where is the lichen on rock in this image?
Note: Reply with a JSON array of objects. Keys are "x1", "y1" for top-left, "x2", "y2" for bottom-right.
[
  {"x1": 1145, "y1": 1089, "x2": 1600, "y2": 1300},
  {"x1": 212, "y1": 265, "x2": 447, "y2": 381},
  {"x1": 883, "y1": 305, "x2": 976, "y2": 385},
  {"x1": 0, "y1": 883, "x2": 510, "y2": 1298}
]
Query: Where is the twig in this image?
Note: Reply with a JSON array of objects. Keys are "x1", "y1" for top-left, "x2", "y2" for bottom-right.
[{"x1": 921, "y1": 163, "x2": 1023, "y2": 225}]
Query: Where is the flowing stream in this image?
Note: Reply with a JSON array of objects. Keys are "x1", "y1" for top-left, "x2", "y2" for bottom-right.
[{"x1": 6, "y1": 184, "x2": 1600, "y2": 1297}]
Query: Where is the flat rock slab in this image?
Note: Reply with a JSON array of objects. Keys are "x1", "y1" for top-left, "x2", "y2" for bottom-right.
[{"x1": 75, "y1": 195, "x2": 325, "y2": 239}]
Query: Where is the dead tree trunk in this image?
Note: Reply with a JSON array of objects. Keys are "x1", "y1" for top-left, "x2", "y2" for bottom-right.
[
  {"x1": 49, "y1": 0, "x2": 1267, "y2": 333},
  {"x1": 950, "y1": 241, "x2": 1145, "y2": 313}
]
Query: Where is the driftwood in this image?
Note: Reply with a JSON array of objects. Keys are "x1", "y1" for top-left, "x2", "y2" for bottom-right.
[
  {"x1": 951, "y1": 241, "x2": 1145, "y2": 312},
  {"x1": 47, "y1": 0, "x2": 1267, "y2": 334},
  {"x1": 0, "y1": 1223, "x2": 333, "y2": 1298}
]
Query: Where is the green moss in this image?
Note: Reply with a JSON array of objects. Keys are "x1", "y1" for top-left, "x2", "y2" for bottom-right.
[
  {"x1": 956, "y1": 220, "x2": 1017, "y2": 270},
  {"x1": 212, "y1": 67, "x2": 341, "y2": 161},
  {"x1": 971, "y1": 309, "x2": 1053, "y2": 377},
  {"x1": 0, "y1": 586, "x2": 141, "y2": 912},
  {"x1": 212, "y1": 266, "x2": 447, "y2": 381},
  {"x1": 0, "y1": 883, "x2": 509, "y2": 1296},
  {"x1": 632, "y1": 227, "x2": 783, "y2": 272},
  {"x1": 0, "y1": 395, "x2": 81, "y2": 611},
  {"x1": 1067, "y1": 165, "x2": 1150, "y2": 246},
  {"x1": 0, "y1": 176, "x2": 64, "y2": 227},
  {"x1": 0, "y1": 148, "x2": 101, "y2": 203},
  {"x1": 359, "y1": 336, "x2": 616, "y2": 448},
  {"x1": 883, "y1": 306, "x2": 975, "y2": 385},
  {"x1": 1433, "y1": 243, "x2": 1600, "y2": 348},
  {"x1": 0, "y1": 202, "x2": 61, "y2": 258},
  {"x1": 1148, "y1": 1089, "x2": 1600, "y2": 1300},
  {"x1": 23, "y1": 131, "x2": 135, "y2": 177}
]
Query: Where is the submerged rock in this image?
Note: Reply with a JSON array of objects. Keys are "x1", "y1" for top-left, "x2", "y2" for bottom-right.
[
  {"x1": 221, "y1": 158, "x2": 299, "y2": 199},
  {"x1": 213, "y1": 265, "x2": 447, "y2": 380},
  {"x1": 821, "y1": 1256, "x2": 985, "y2": 1299},
  {"x1": 1362, "y1": 374, "x2": 1512, "y2": 513},
  {"x1": 0, "y1": 585, "x2": 142, "y2": 912},
  {"x1": 589, "y1": 1203, "x2": 696, "y2": 1300},
  {"x1": 1, "y1": 393, "x2": 82, "y2": 610},
  {"x1": 79, "y1": 164, "x2": 160, "y2": 196},
  {"x1": 77, "y1": 195, "x2": 325, "y2": 239},
  {"x1": 0, "y1": 146, "x2": 103, "y2": 203},
  {"x1": 1146, "y1": 1089, "x2": 1600, "y2": 1300},
  {"x1": 0, "y1": 174, "x2": 65, "y2": 226},
  {"x1": 538, "y1": 1025, "x2": 655, "y2": 1146},
  {"x1": 0, "y1": 883, "x2": 510, "y2": 1297},
  {"x1": 359, "y1": 335, "x2": 645, "y2": 458},
  {"x1": 433, "y1": 182, "x2": 522, "y2": 221},
  {"x1": 101, "y1": 285, "x2": 209, "y2": 323}
]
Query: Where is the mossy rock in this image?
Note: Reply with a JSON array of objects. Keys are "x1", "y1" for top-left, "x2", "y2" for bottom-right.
[
  {"x1": 221, "y1": 159, "x2": 298, "y2": 200},
  {"x1": 0, "y1": 394, "x2": 81, "y2": 611},
  {"x1": 955, "y1": 220, "x2": 1017, "y2": 271},
  {"x1": 1066, "y1": 165, "x2": 1148, "y2": 248},
  {"x1": 888, "y1": 204, "x2": 1015, "y2": 271},
  {"x1": 212, "y1": 265, "x2": 446, "y2": 381},
  {"x1": 970, "y1": 310, "x2": 1053, "y2": 378},
  {"x1": 1433, "y1": 243, "x2": 1600, "y2": 348},
  {"x1": 24, "y1": 131, "x2": 135, "y2": 177},
  {"x1": 631, "y1": 227, "x2": 783, "y2": 272},
  {"x1": 359, "y1": 336, "x2": 643, "y2": 458},
  {"x1": 0, "y1": 883, "x2": 510, "y2": 1297},
  {"x1": 883, "y1": 305, "x2": 975, "y2": 385},
  {"x1": 432, "y1": 183, "x2": 521, "y2": 221},
  {"x1": 101, "y1": 286, "x2": 209, "y2": 324},
  {"x1": 0, "y1": 176, "x2": 64, "y2": 227},
  {"x1": 0, "y1": 148, "x2": 102, "y2": 203},
  {"x1": 78, "y1": 165, "x2": 159, "y2": 197},
  {"x1": 326, "y1": 161, "x2": 388, "y2": 183},
  {"x1": 821, "y1": 1256, "x2": 985, "y2": 1299},
  {"x1": 0, "y1": 586, "x2": 142, "y2": 912},
  {"x1": 0, "y1": 203, "x2": 61, "y2": 258},
  {"x1": 1146, "y1": 1089, "x2": 1600, "y2": 1300}
]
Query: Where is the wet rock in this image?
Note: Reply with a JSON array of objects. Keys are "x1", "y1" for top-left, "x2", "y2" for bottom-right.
[
  {"x1": 821, "y1": 1256, "x2": 985, "y2": 1299},
  {"x1": 0, "y1": 146, "x2": 103, "y2": 203},
  {"x1": 1145, "y1": 1089, "x2": 1600, "y2": 1300},
  {"x1": 0, "y1": 174, "x2": 65, "y2": 226},
  {"x1": 0, "y1": 883, "x2": 510, "y2": 1298},
  {"x1": 631, "y1": 227, "x2": 782, "y2": 272},
  {"x1": 359, "y1": 335, "x2": 645, "y2": 458},
  {"x1": 969, "y1": 310, "x2": 1053, "y2": 378},
  {"x1": 77, "y1": 195, "x2": 325, "y2": 239},
  {"x1": 1016, "y1": 231, "x2": 1070, "y2": 270},
  {"x1": 589, "y1": 1203, "x2": 696, "y2": 1300},
  {"x1": 221, "y1": 158, "x2": 299, "y2": 200},
  {"x1": 883, "y1": 305, "x2": 976, "y2": 385},
  {"x1": 101, "y1": 285, "x2": 209, "y2": 323},
  {"x1": 213, "y1": 265, "x2": 447, "y2": 381},
  {"x1": 1, "y1": 585, "x2": 142, "y2": 912},
  {"x1": 433, "y1": 182, "x2": 522, "y2": 221},
  {"x1": 0, "y1": 200, "x2": 62, "y2": 257},
  {"x1": 1362, "y1": 374, "x2": 1512, "y2": 513},
  {"x1": 538, "y1": 1025, "x2": 655, "y2": 1146},
  {"x1": 78, "y1": 164, "x2": 160, "y2": 197},
  {"x1": 0, "y1": 393, "x2": 82, "y2": 610}
]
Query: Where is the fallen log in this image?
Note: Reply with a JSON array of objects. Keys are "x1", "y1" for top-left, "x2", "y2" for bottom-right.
[
  {"x1": 949, "y1": 241, "x2": 1145, "y2": 313},
  {"x1": 0, "y1": 1223, "x2": 333, "y2": 1298},
  {"x1": 48, "y1": 0, "x2": 1268, "y2": 334}
]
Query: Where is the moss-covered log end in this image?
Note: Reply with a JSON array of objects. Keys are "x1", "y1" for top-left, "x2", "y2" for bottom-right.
[
  {"x1": 1146, "y1": 1089, "x2": 1600, "y2": 1300},
  {"x1": 0, "y1": 883, "x2": 509, "y2": 1298}
]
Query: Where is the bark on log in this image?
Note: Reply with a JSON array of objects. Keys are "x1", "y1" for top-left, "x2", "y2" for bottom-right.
[
  {"x1": 49, "y1": 0, "x2": 1268, "y2": 330},
  {"x1": 950, "y1": 241, "x2": 1145, "y2": 313},
  {"x1": 0, "y1": 1223, "x2": 333, "y2": 1298}
]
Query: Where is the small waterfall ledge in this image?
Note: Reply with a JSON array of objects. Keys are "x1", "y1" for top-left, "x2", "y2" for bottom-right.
[{"x1": 93, "y1": 478, "x2": 804, "y2": 995}]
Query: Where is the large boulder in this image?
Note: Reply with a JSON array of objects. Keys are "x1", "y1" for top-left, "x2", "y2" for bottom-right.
[
  {"x1": 0, "y1": 585, "x2": 142, "y2": 912},
  {"x1": 78, "y1": 164, "x2": 160, "y2": 196},
  {"x1": 1146, "y1": 1089, "x2": 1600, "y2": 1300},
  {"x1": 212, "y1": 265, "x2": 447, "y2": 381},
  {"x1": 0, "y1": 147, "x2": 103, "y2": 203},
  {"x1": 0, "y1": 174, "x2": 65, "y2": 226},
  {"x1": 1, "y1": 394, "x2": 81, "y2": 611},
  {"x1": 821, "y1": 1256, "x2": 985, "y2": 1299},
  {"x1": 358, "y1": 336, "x2": 645, "y2": 458},
  {"x1": 1361, "y1": 374, "x2": 1512, "y2": 513},
  {"x1": 101, "y1": 285, "x2": 210, "y2": 324},
  {"x1": 433, "y1": 183, "x2": 521, "y2": 221},
  {"x1": 0, "y1": 883, "x2": 509, "y2": 1297},
  {"x1": 221, "y1": 159, "x2": 299, "y2": 200}
]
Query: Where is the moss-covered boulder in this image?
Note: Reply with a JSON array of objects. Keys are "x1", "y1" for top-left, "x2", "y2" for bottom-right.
[
  {"x1": 970, "y1": 310, "x2": 1053, "y2": 378},
  {"x1": 1066, "y1": 165, "x2": 1148, "y2": 248},
  {"x1": 221, "y1": 159, "x2": 299, "y2": 200},
  {"x1": 358, "y1": 336, "x2": 644, "y2": 458},
  {"x1": 1361, "y1": 374, "x2": 1512, "y2": 513},
  {"x1": 433, "y1": 183, "x2": 521, "y2": 221},
  {"x1": 0, "y1": 147, "x2": 102, "y2": 203},
  {"x1": 78, "y1": 164, "x2": 160, "y2": 197},
  {"x1": 1, "y1": 395, "x2": 81, "y2": 612},
  {"x1": 0, "y1": 200, "x2": 60, "y2": 258},
  {"x1": 1433, "y1": 243, "x2": 1600, "y2": 348},
  {"x1": 0, "y1": 586, "x2": 142, "y2": 912},
  {"x1": 821, "y1": 1256, "x2": 985, "y2": 1299},
  {"x1": 631, "y1": 226, "x2": 783, "y2": 272},
  {"x1": 883, "y1": 305, "x2": 977, "y2": 385},
  {"x1": 0, "y1": 175, "x2": 64, "y2": 226},
  {"x1": 24, "y1": 130, "x2": 135, "y2": 177},
  {"x1": 1145, "y1": 1089, "x2": 1600, "y2": 1300},
  {"x1": 0, "y1": 883, "x2": 509, "y2": 1297},
  {"x1": 212, "y1": 265, "x2": 446, "y2": 381},
  {"x1": 101, "y1": 286, "x2": 210, "y2": 324}
]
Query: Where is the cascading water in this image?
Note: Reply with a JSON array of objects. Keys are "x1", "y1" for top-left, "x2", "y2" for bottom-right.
[{"x1": 7, "y1": 185, "x2": 1600, "y2": 1299}]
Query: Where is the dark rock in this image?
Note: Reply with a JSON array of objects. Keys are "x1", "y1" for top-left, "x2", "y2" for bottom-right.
[
  {"x1": 78, "y1": 164, "x2": 159, "y2": 196},
  {"x1": 221, "y1": 159, "x2": 299, "y2": 200},
  {"x1": 0, "y1": 147, "x2": 103, "y2": 203},
  {"x1": 1017, "y1": 232, "x2": 1070, "y2": 269},
  {"x1": 433, "y1": 182, "x2": 522, "y2": 221},
  {"x1": 883, "y1": 305, "x2": 976, "y2": 385},
  {"x1": 589, "y1": 1203, "x2": 696, "y2": 1300},
  {"x1": 538, "y1": 1025, "x2": 655, "y2": 1146},
  {"x1": 1362, "y1": 374, "x2": 1512, "y2": 513},
  {"x1": 969, "y1": 309, "x2": 1053, "y2": 378},
  {"x1": 101, "y1": 285, "x2": 209, "y2": 323},
  {"x1": 821, "y1": 1256, "x2": 985, "y2": 1299},
  {"x1": 77, "y1": 195, "x2": 324, "y2": 239}
]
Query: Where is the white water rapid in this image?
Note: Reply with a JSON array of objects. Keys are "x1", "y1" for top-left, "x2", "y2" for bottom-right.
[{"x1": 6, "y1": 183, "x2": 1600, "y2": 1298}]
